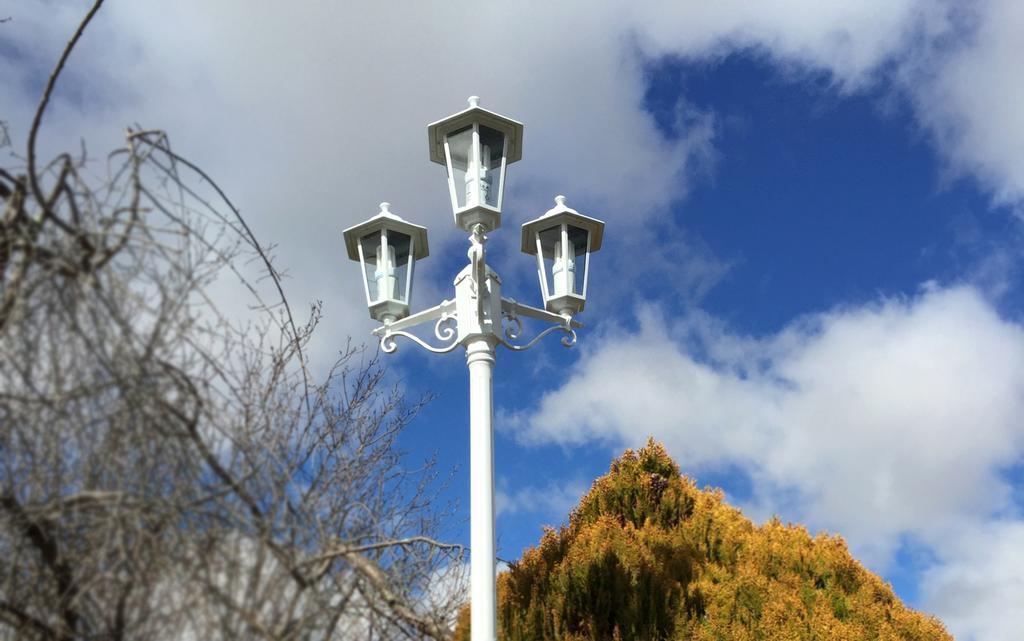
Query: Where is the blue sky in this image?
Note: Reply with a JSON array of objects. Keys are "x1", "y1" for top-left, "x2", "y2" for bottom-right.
[{"x1": 4, "y1": 2, "x2": 1024, "y2": 639}]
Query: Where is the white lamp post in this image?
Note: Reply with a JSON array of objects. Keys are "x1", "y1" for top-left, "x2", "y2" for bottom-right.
[{"x1": 343, "y1": 97, "x2": 603, "y2": 641}]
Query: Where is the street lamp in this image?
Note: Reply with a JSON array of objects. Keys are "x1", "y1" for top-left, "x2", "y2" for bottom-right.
[
  {"x1": 521, "y1": 195, "x2": 605, "y2": 317},
  {"x1": 342, "y1": 202, "x2": 429, "y2": 323},
  {"x1": 343, "y1": 97, "x2": 603, "y2": 641},
  {"x1": 427, "y1": 95, "x2": 523, "y2": 233}
]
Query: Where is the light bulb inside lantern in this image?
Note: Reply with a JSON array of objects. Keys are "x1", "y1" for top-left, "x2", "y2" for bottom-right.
[
  {"x1": 373, "y1": 242, "x2": 397, "y2": 301},
  {"x1": 463, "y1": 140, "x2": 492, "y2": 207},
  {"x1": 552, "y1": 239, "x2": 576, "y2": 296},
  {"x1": 480, "y1": 144, "x2": 491, "y2": 204}
]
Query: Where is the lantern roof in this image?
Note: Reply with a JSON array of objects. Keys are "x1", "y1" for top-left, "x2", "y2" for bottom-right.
[
  {"x1": 427, "y1": 96, "x2": 524, "y2": 166},
  {"x1": 343, "y1": 203, "x2": 430, "y2": 261},
  {"x1": 520, "y1": 196, "x2": 605, "y2": 254}
]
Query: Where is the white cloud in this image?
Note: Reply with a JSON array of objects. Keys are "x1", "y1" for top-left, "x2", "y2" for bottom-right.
[
  {"x1": 900, "y1": 0, "x2": 1024, "y2": 209},
  {"x1": 629, "y1": 0, "x2": 940, "y2": 89},
  {"x1": 514, "y1": 285, "x2": 1024, "y2": 569},
  {"x1": 633, "y1": 0, "x2": 1024, "y2": 212},
  {"x1": 496, "y1": 478, "x2": 589, "y2": 521},
  {"x1": 920, "y1": 521, "x2": 1024, "y2": 641}
]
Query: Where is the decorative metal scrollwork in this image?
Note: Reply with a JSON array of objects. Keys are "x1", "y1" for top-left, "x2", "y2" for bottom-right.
[
  {"x1": 435, "y1": 311, "x2": 457, "y2": 341},
  {"x1": 497, "y1": 320, "x2": 576, "y2": 352},
  {"x1": 380, "y1": 329, "x2": 460, "y2": 354},
  {"x1": 497, "y1": 299, "x2": 575, "y2": 351},
  {"x1": 502, "y1": 301, "x2": 524, "y2": 341}
]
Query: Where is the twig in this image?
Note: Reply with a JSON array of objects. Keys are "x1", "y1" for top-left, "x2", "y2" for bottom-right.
[
  {"x1": 347, "y1": 552, "x2": 453, "y2": 641},
  {"x1": 130, "y1": 131, "x2": 312, "y2": 413},
  {"x1": 27, "y1": 0, "x2": 105, "y2": 213},
  {"x1": 303, "y1": 535, "x2": 464, "y2": 567}
]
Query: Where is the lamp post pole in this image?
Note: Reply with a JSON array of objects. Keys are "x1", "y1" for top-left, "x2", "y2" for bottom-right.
[
  {"x1": 343, "y1": 97, "x2": 605, "y2": 641},
  {"x1": 459, "y1": 224, "x2": 504, "y2": 641},
  {"x1": 467, "y1": 334, "x2": 497, "y2": 641}
]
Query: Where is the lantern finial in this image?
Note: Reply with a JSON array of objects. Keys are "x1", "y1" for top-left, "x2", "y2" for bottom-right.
[
  {"x1": 379, "y1": 202, "x2": 391, "y2": 214},
  {"x1": 554, "y1": 195, "x2": 566, "y2": 208},
  {"x1": 468, "y1": 96, "x2": 480, "y2": 108}
]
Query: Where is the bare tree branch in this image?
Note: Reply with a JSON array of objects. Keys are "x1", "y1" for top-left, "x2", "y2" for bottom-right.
[
  {"x1": 27, "y1": 0, "x2": 104, "y2": 214},
  {"x1": 346, "y1": 552, "x2": 453, "y2": 641},
  {"x1": 306, "y1": 536, "x2": 465, "y2": 568},
  {"x1": 1, "y1": 3, "x2": 464, "y2": 640},
  {"x1": 0, "y1": 601, "x2": 59, "y2": 640}
]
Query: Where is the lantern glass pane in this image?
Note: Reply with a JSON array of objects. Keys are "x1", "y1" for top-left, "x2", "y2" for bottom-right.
[
  {"x1": 567, "y1": 225, "x2": 589, "y2": 296},
  {"x1": 445, "y1": 126, "x2": 472, "y2": 210},
  {"x1": 390, "y1": 231, "x2": 411, "y2": 303},
  {"x1": 359, "y1": 232, "x2": 383, "y2": 302},
  {"x1": 478, "y1": 125, "x2": 505, "y2": 208}
]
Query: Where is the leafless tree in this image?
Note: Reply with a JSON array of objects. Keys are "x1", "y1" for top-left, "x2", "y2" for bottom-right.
[{"x1": 0, "y1": 2, "x2": 466, "y2": 639}]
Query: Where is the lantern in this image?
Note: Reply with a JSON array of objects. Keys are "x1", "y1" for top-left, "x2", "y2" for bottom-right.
[
  {"x1": 427, "y1": 96, "x2": 523, "y2": 232},
  {"x1": 520, "y1": 196, "x2": 604, "y2": 316},
  {"x1": 343, "y1": 202, "x2": 429, "y2": 323}
]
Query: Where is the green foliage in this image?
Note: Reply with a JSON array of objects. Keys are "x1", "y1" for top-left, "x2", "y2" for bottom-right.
[
  {"x1": 571, "y1": 440, "x2": 693, "y2": 532},
  {"x1": 455, "y1": 438, "x2": 952, "y2": 641}
]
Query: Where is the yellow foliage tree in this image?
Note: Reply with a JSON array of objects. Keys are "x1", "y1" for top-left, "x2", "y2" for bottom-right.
[{"x1": 454, "y1": 439, "x2": 951, "y2": 641}]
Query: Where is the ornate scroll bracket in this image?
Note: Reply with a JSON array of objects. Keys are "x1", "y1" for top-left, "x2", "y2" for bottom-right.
[
  {"x1": 369, "y1": 293, "x2": 583, "y2": 354},
  {"x1": 497, "y1": 324, "x2": 577, "y2": 352},
  {"x1": 497, "y1": 298, "x2": 579, "y2": 352},
  {"x1": 380, "y1": 328, "x2": 461, "y2": 354},
  {"x1": 373, "y1": 300, "x2": 460, "y2": 354}
]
